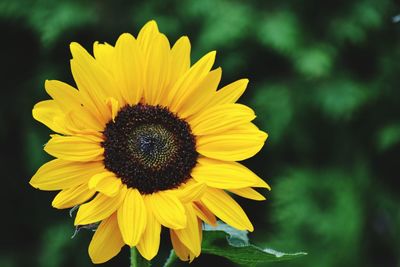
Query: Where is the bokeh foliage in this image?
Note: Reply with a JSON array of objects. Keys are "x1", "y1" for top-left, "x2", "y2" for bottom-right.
[{"x1": 0, "y1": 0, "x2": 399, "y2": 266}]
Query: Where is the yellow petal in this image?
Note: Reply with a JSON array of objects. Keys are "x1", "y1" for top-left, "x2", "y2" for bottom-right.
[
  {"x1": 169, "y1": 36, "x2": 191, "y2": 88},
  {"x1": 173, "y1": 180, "x2": 207, "y2": 203},
  {"x1": 33, "y1": 99, "x2": 102, "y2": 135},
  {"x1": 89, "y1": 213, "x2": 124, "y2": 264},
  {"x1": 105, "y1": 97, "x2": 119, "y2": 121},
  {"x1": 178, "y1": 68, "x2": 222, "y2": 119},
  {"x1": 75, "y1": 189, "x2": 126, "y2": 225},
  {"x1": 201, "y1": 188, "x2": 254, "y2": 231},
  {"x1": 137, "y1": 20, "x2": 160, "y2": 63},
  {"x1": 30, "y1": 159, "x2": 104, "y2": 190},
  {"x1": 209, "y1": 78, "x2": 249, "y2": 107},
  {"x1": 168, "y1": 51, "x2": 216, "y2": 113},
  {"x1": 45, "y1": 80, "x2": 81, "y2": 112},
  {"x1": 229, "y1": 187, "x2": 266, "y2": 201},
  {"x1": 52, "y1": 184, "x2": 96, "y2": 209},
  {"x1": 114, "y1": 33, "x2": 143, "y2": 105},
  {"x1": 44, "y1": 134, "x2": 104, "y2": 162},
  {"x1": 192, "y1": 157, "x2": 270, "y2": 189},
  {"x1": 88, "y1": 171, "x2": 122, "y2": 197},
  {"x1": 32, "y1": 100, "x2": 68, "y2": 134},
  {"x1": 93, "y1": 42, "x2": 115, "y2": 71},
  {"x1": 170, "y1": 230, "x2": 195, "y2": 262},
  {"x1": 192, "y1": 201, "x2": 217, "y2": 226},
  {"x1": 117, "y1": 189, "x2": 147, "y2": 247},
  {"x1": 227, "y1": 122, "x2": 268, "y2": 137},
  {"x1": 64, "y1": 109, "x2": 104, "y2": 133},
  {"x1": 189, "y1": 103, "x2": 255, "y2": 136},
  {"x1": 196, "y1": 124, "x2": 268, "y2": 161},
  {"x1": 44, "y1": 80, "x2": 104, "y2": 131},
  {"x1": 70, "y1": 42, "x2": 117, "y2": 122},
  {"x1": 136, "y1": 207, "x2": 161, "y2": 260},
  {"x1": 146, "y1": 191, "x2": 186, "y2": 229},
  {"x1": 174, "y1": 204, "x2": 201, "y2": 256},
  {"x1": 143, "y1": 33, "x2": 170, "y2": 105}
]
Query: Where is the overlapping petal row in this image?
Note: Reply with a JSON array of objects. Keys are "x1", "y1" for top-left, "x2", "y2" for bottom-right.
[{"x1": 30, "y1": 21, "x2": 269, "y2": 263}]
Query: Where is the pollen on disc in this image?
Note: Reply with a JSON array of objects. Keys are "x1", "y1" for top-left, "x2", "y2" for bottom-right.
[{"x1": 102, "y1": 104, "x2": 198, "y2": 194}]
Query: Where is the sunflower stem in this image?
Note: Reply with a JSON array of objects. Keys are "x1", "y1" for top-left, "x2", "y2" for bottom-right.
[
  {"x1": 130, "y1": 247, "x2": 151, "y2": 267},
  {"x1": 163, "y1": 250, "x2": 178, "y2": 267}
]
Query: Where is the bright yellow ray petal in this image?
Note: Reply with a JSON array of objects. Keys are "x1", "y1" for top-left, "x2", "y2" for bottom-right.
[
  {"x1": 208, "y1": 78, "x2": 249, "y2": 107},
  {"x1": 74, "y1": 188, "x2": 126, "y2": 225},
  {"x1": 52, "y1": 184, "x2": 96, "y2": 209},
  {"x1": 201, "y1": 188, "x2": 254, "y2": 231},
  {"x1": 32, "y1": 100, "x2": 68, "y2": 134},
  {"x1": 45, "y1": 80, "x2": 104, "y2": 131},
  {"x1": 192, "y1": 201, "x2": 217, "y2": 226},
  {"x1": 170, "y1": 230, "x2": 196, "y2": 262},
  {"x1": 229, "y1": 187, "x2": 266, "y2": 201},
  {"x1": 171, "y1": 230, "x2": 190, "y2": 261},
  {"x1": 93, "y1": 42, "x2": 115, "y2": 71},
  {"x1": 168, "y1": 51, "x2": 216, "y2": 113},
  {"x1": 105, "y1": 97, "x2": 119, "y2": 121},
  {"x1": 173, "y1": 180, "x2": 207, "y2": 203},
  {"x1": 88, "y1": 213, "x2": 124, "y2": 264},
  {"x1": 168, "y1": 36, "x2": 191, "y2": 88},
  {"x1": 146, "y1": 191, "x2": 187, "y2": 229},
  {"x1": 178, "y1": 67, "x2": 222, "y2": 119},
  {"x1": 114, "y1": 33, "x2": 143, "y2": 105},
  {"x1": 88, "y1": 172, "x2": 122, "y2": 197},
  {"x1": 136, "y1": 207, "x2": 161, "y2": 261},
  {"x1": 70, "y1": 42, "x2": 118, "y2": 122},
  {"x1": 143, "y1": 33, "x2": 170, "y2": 105},
  {"x1": 189, "y1": 103, "x2": 255, "y2": 136},
  {"x1": 45, "y1": 80, "x2": 81, "y2": 112},
  {"x1": 30, "y1": 159, "x2": 104, "y2": 191},
  {"x1": 137, "y1": 20, "x2": 160, "y2": 64},
  {"x1": 196, "y1": 124, "x2": 268, "y2": 161},
  {"x1": 63, "y1": 110, "x2": 104, "y2": 134},
  {"x1": 228, "y1": 122, "x2": 267, "y2": 136},
  {"x1": 117, "y1": 189, "x2": 147, "y2": 247},
  {"x1": 174, "y1": 204, "x2": 202, "y2": 257},
  {"x1": 44, "y1": 134, "x2": 104, "y2": 162},
  {"x1": 191, "y1": 157, "x2": 270, "y2": 189}
]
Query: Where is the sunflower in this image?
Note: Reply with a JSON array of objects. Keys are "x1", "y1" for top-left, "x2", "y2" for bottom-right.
[{"x1": 30, "y1": 20, "x2": 269, "y2": 264}]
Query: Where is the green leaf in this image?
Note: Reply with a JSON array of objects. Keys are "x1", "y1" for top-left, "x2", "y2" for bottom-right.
[{"x1": 202, "y1": 222, "x2": 307, "y2": 266}]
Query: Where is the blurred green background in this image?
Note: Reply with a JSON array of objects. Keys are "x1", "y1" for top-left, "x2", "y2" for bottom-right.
[{"x1": 1, "y1": 0, "x2": 399, "y2": 266}]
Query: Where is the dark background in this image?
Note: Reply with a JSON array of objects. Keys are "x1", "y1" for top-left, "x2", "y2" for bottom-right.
[{"x1": 1, "y1": 0, "x2": 400, "y2": 266}]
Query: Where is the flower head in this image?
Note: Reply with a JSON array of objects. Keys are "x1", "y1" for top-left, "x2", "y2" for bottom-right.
[{"x1": 30, "y1": 20, "x2": 269, "y2": 263}]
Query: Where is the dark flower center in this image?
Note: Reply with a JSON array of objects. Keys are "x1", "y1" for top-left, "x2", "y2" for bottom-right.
[{"x1": 102, "y1": 104, "x2": 198, "y2": 194}]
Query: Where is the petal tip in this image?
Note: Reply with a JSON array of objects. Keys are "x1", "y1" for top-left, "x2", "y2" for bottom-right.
[
  {"x1": 147, "y1": 20, "x2": 158, "y2": 27},
  {"x1": 209, "y1": 50, "x2": 217, "y2": 58},
  {"x1": 118, "y1": 32, "x2": 135, "y2": 41},
  {"x1": 141, "y1": 20, "x2": 159, "y2": 34},
  {"x1": 28, "y1": 178, "x2": 39, "y2": 189},
  {"x1": 51, "y1": 198, "x2": 62, "y2": 209},
  {"x1": 69, "y1": 42, "x2": 81, "y2": 52},
  {"x1": 260, "y1": 131, "x2": 269, "y2": 142}
]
